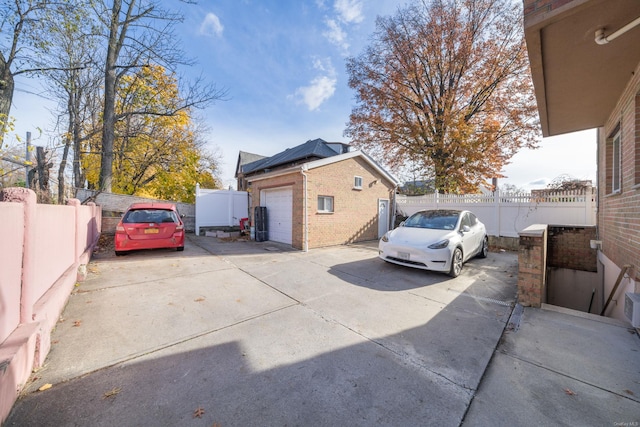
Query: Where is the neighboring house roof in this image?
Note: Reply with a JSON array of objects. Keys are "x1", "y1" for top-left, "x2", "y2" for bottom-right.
[
  {"x1": 246, "y1": 150, "x2": 399, "y2": 187},
  {"x1": 241, "y1": 138, "x2": 348, "y2": 175},
  {"x1": 235, "y1": 151, "x2": 268, "y2": 178}
]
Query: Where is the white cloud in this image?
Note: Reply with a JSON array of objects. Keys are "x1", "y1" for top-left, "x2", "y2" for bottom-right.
[
  {"x1": 322, "y1": 0, "x2": 364, "y2": 51},
  {"x1": 323, "y1": 19, "x2": 349, "y2": 51},
  {"x1": 295, "y1": 76, "x2": 337, "y2": 111},
  {"x1": 292, "y1": 58, "x2": 337, "y2": 111},
  {"x1": 334, "y1": 0, "x2": 363, "y2": 24},
  {"x1": 199, "y1": 13, "x2": 224, "y2": 38},
  {"x1": 312, "y1": 57, "x2": 336, "y2": 74}
]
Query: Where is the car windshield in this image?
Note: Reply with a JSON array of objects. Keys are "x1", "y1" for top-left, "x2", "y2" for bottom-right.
[
  {"x1": 123, "y1": 209, "x2": 177, "y2": 224},
  {"x1": 404, "y1": 211, "x2": 460, "y2": 230}
]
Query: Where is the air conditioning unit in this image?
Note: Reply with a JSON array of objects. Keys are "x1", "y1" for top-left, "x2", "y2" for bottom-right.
[{"x1": 624, "y1": 293, "x2": 640, "y2": 328}]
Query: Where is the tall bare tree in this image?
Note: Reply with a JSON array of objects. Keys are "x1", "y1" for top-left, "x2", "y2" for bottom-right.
[
  {"x1": 0, "y1": 0, "x2": 52, "y2": 148},
  {"x1": 36, "y1": 1, "x2": 102, "y2": 202},
  {"x1": 345, "y1": 0, "x2": 540, "y2": 192}
]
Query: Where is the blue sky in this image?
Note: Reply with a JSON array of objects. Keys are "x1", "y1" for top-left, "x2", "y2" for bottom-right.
[{"x1": 9, "y1": 0, "x2": 597, "y2": 191}]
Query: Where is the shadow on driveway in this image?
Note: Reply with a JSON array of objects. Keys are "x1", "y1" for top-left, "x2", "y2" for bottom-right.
[{"x1": 6, "y1": 289, "x2": 513, "y2": 426}]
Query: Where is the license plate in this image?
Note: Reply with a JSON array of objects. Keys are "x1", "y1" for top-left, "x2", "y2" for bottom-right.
[
  {"x1": 397, "y1": 251, "x2": 410, "y2": 260},
  {"x1": 144, "y1": 228, "x2": 159, "y2": 234}
]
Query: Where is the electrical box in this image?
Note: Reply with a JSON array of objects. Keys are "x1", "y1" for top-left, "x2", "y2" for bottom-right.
[
  {"x1": 624, "y1": 292, "x2": 640, "y2": 328},
  {"x1": 254, "y1": 206, "x2": 268, "y2": 242}
]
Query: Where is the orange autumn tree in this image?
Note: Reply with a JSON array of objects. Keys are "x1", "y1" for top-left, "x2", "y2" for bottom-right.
[
  {"x1": 82, "y1": 64, "x2": 219, "y2": 202},
  {"x1": 345, "y1": 0, "x2": 540, "y2": 193}
]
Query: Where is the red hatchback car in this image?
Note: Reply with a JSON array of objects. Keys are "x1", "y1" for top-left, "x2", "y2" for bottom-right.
[{"x1": 114, "y1": 203, "x2": 185, "y2": 255}]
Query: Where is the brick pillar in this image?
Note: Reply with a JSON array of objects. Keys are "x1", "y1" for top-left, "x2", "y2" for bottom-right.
[{"x1": 518, "y1": 224, "x2": 548, "y2": 307}]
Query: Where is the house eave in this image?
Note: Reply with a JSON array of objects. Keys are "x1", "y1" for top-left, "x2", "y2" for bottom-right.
[{"x1": 524, "y1": 0, "x2": 640, "y2": 137}]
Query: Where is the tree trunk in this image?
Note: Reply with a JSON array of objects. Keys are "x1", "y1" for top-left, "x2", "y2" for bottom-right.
[
  {"x1": 99, "y1": 0, "x2": 123, "y2": 192},
  {"x1": 58, "y1": 135, "x2": 71, "y2": 203},
  {"x1": 0, "y1": 52, "x2": 15, "y2": 148},
  {"x1": 72, "y1": 77, "x2": 84, "y2": 193}
]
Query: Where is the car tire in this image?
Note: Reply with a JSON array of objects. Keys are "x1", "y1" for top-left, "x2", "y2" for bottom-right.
[
  {"x1": 115, "y1": 251, "x2": 126, "y2": 256},
  {"x1": 449, "y1": 247, "x2": 463, "y2": 278},
  {"x1": 478, "y1": 236, "x2": 489, "y2": 258},
  {"x1": 176, "y1": 246, "x2": 184, "y2": 252}
]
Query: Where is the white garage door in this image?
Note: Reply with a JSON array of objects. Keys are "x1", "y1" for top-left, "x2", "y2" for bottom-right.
[{"x1": 262, "y1": 187, "x2": 293, "y2": 245}]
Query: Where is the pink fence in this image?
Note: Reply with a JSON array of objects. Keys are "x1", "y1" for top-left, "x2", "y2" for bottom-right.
[{"x1": 0, "y1": 188, "x2": 101, "y2": 424}]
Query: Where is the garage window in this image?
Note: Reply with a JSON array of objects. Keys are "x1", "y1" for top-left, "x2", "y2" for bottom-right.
[
  {"x1": 354, "y1": 176, "x2": 363, "y2": 190},
  {"x1": 318, "y1": 195, "x2": 334, "y2": 213}
]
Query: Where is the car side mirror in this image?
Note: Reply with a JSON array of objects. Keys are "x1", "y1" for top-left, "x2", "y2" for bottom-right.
[
  {"x1": 399, "y1": 221, "x2": 405, "y2": 227},
  {"x1": 461, "y1": 225, "x2": 471, "y2": 233}
]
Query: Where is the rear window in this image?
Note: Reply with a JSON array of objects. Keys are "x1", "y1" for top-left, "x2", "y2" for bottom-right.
[{"x1": 123, "y1": 209, "x2": 178, "y2": 224}]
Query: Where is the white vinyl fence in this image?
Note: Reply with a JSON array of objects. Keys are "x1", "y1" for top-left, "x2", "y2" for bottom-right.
[
  {"x1": 395, "y1": 189, "x2": 596, "y2": 238},
  {"x1": 195, "y1": 184, "x2": 249, "y2": 235}
]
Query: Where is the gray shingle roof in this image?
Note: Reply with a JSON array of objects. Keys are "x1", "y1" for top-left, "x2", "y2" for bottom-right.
[{"x1": 241, "y1": 138, "x2": 346, "y2": 175}]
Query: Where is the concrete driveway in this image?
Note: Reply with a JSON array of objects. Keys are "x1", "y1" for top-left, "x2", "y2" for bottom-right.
[{"x1": 6, "y1": 234, "x2": 520, "y2": 426}]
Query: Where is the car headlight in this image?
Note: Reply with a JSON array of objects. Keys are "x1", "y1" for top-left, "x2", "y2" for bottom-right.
[
  {"x1": 428, "y1": 239, "x2": 449, "y2": 249},
  {"x1": 381, "y1": 232, "x2": 390, "y2": 242}
]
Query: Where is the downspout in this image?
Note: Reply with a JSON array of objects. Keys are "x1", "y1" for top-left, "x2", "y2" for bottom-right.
[
  {"x1": 391, "y1": 183, "x2": 398, "y2": 231},
  {"x1": 596, "y1": 129, "x2": 600, "y2": 242},
  {"x1": 301, "y1": 165, "x2": 309, "y2": 252},
  {"x1": 595, "y1": 16, "x2": 640, "y2": 44}
]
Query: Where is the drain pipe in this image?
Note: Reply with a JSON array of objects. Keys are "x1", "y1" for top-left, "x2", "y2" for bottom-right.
[
  {"x1": 595, "y1": 16, "x2": 640, "y2": 44},
  {"x1": 391, "y1": 183, "x2": 399, "y2": 230},
  {"x1": 301, "y1": 165, "x2": 309, "y2": 252}
]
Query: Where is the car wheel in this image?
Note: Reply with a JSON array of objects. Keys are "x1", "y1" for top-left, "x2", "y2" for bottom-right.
[
  {"x1": 478, "y1": 236, "x2": 489, "y2": 258},
  {"x1": 449, "y1": 247, "x2": 463, "y2": 278},
  {"x1": 176, "y1": 246, "x2": 184, "y2": 252},
  {"x1": 115, "y1": 251, "x2": 126, "y2": 256}
]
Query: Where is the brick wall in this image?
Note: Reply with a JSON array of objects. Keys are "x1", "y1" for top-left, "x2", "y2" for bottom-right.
[
  {"x1": 248, "y1": 157, "x2": 395, "y2": 250},
  {"x1": 306, "y1": 157, "x2": 394, "y2": 249},
  {"x1": 76, "y1": 190, "x2": 196, "y2": 233},
  {"x1": 547, "y1": 226, "x2": 597, "y2": 272},
  {"x1": 599, "y1": 60, "x2": 640, "y2": 283},
  {"x1": 249, "y1": 173, "x2": 304, "y2": 248},
  {"x1": 518, "y1": 225, "x2": 548, "y2": 307}
]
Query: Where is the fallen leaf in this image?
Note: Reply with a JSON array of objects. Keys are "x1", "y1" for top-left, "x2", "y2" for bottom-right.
[
  {"x1": 194, "y1": 297, "x2": 205, "y2": 302},
  {"x1": 624, "y1": 389, "x2": 634, "y2": 396},
  {"x1": 73, "y1": 320, "x2": 82, "y2": 327},
  {"x1": 193, "y1": 407, "x2": 205, "y2": 418},
  {"x1": 564, "y1": 388, "x2": 576, "y2": 396},
  {"x1": 38, "y1": 383, "x2": 52, "y2": 391},
  {"x1": 102, "y1": 387, "x2": 122, "y2": 399}
]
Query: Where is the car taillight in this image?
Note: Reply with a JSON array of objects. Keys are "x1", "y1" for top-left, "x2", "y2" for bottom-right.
[
  {"x1": 175, "y1": 224, "x2": 183, "y2": 231},
  {"x1": 116, "y1": 225, "x2": 125, "y2": 232}
]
